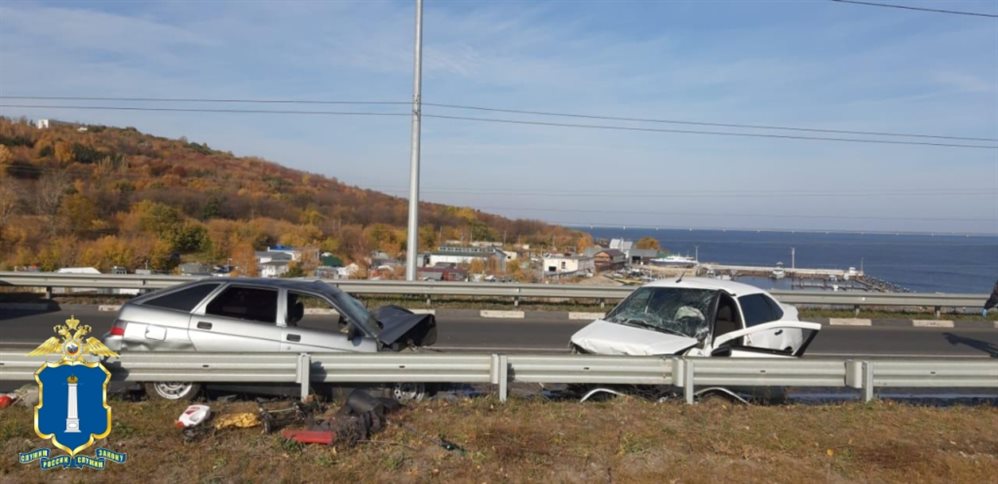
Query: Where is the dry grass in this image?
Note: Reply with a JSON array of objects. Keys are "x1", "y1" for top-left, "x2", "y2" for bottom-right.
[{"x1": 1, "y1": 397, "x2": 996, "y2": 483}]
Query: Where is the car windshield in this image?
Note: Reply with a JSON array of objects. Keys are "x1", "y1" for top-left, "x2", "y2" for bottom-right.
[
  {"x1": 605, "y1": 287, "x2": 717, "y2": 340},
  {"x1": 326, "y1": 289, "x2": 381, "y2": 338}
]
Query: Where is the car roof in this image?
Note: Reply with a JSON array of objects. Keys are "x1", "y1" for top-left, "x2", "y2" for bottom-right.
[
  {"x1": 640, "y1": 277, "x2": 769, "y2": 297},
  {"x1": 132, "y1": 277, "x2": 343, "y2": 303}
]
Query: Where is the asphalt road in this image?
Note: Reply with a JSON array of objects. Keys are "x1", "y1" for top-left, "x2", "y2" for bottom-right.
[{"x1": 1, "y1": 305, "x2": 996, "y2": 358}]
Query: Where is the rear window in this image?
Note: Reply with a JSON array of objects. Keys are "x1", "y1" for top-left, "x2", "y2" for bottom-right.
[
  {"x1": 206, "y1": 286, "x2": 278, "y2": 324},
  {"x1": 143, "y1": 283, "x2": 220, "y2": 312},
  {"x1": 738, "y1": 294, "x2": 784, "y2": 326}
]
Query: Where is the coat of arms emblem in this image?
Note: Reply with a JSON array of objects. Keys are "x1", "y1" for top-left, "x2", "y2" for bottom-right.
[{"x1": 19, "y1": 317, "x2": 127, "y2": 469}]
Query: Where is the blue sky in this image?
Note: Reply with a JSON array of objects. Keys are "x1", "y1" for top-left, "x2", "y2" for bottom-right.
[{"x1": 1, "y1": 0, "x2": 996, "y2": 234}]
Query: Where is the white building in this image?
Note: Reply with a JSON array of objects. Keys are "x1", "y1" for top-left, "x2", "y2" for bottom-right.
[
  {"x1": 424, "y1": 246, "x2": 507, "y2": 272},
  {"x1": 542, "y1": 254, "x2": 595, "y2": 277},
  {"x1": 35, "y1": 119, "x2": 49, "y2": 129}
]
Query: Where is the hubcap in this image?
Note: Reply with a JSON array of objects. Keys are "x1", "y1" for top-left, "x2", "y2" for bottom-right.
[{"x1": 154, "y1": 382, "x2": 193, "y2": 399}]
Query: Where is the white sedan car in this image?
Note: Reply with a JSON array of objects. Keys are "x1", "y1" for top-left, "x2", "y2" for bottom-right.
[{"x1": 570, "y1": 278, "x2": 821, "y2": 358}]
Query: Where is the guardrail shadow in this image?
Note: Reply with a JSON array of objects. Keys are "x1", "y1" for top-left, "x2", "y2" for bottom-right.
[
  {"x1": 0, "y1": 299, "x2": 61, "y2": 321},
  {"x1": 944, "y1": 332, "x2": 998, "y2": 358}
]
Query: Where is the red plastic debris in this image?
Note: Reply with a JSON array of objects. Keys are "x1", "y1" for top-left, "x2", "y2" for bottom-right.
[{"x1": 280, "y1": 429, "x2": 335, "y2": 445}]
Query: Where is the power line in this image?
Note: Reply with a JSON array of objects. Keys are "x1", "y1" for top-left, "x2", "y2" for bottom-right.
[
  {"x1": 0, "y1": 95, "x2": 409, "y2": 105},
  {"x1": 830, "y1": 0, "x2": 998, "y2": 18},
  {"x1": 0, "y1": 104, "x2": 408, "y2": 117},
  {"x1": 423, "y1": 103, "x2": 997, "y2": 142},
  {"x1": 422, "y1": 114, "x2": 998, "y2": 149},
  {"x1": 3, "y1": 95, "x2": 992, "y2": 142}
]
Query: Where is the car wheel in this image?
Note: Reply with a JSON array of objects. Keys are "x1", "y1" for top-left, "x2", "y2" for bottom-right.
[
  {"x1": 145, "y1": 382, "x2": 201, "y2": 401},
  {"x1": 390, "y1": 382, "x2": 426, "y2": 404}
]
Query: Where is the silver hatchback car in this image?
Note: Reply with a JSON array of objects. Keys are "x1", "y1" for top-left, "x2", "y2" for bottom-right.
[{"x1": 103, "y1": 278, "x2": 437, "y2": 400}]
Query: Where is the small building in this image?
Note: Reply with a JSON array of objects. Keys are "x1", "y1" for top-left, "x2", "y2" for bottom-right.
[
  {"x1": 260, "y1": 260, "x2": 291, "y2": 278},
  {"x1": 593, "y1": 249, "x2": 627, "y2": 271},
  {"x1": 627, "y1": 248, "x2": 659, "y2": 264},
  {"x1": 417, "y1": 265, "x2": 468, "y2": 282},
  {"x1": 267, "y1": 245, "x2": 301, "y2": 261},
  {"x1": 256, "y1": 251, "x2": 293, "y2": 278},
  {"x1": 542, "y1": 254, "x2": 595, "y2": 277},
  {"x1": 425, "y1": 245, "x2": 507, "y2": 272},
  {"x1": 35, "y1": 119, "x2": 49, "y2": 129}
]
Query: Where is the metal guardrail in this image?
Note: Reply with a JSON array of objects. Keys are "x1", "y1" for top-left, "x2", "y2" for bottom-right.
[
  {"x1": 0, "y1": 271, "x2": 987, "y2": 311},
  {"x1": 2, "y1": 351, "x2": 996, "y2": 404}
]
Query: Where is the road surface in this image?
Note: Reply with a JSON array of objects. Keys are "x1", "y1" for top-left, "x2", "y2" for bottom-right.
[{"x1": 1, "y1": 305, "x2": 996, "y2": 358}]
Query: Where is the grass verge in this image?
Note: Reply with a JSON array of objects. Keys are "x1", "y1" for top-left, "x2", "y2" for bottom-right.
[{"x1": 1, "y1": 397, "x2": 995, "y2": 482}]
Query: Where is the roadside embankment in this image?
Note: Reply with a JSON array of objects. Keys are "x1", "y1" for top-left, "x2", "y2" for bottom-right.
[{"x1": 2, "y1": 398, "x2": 996, "y2": 482}]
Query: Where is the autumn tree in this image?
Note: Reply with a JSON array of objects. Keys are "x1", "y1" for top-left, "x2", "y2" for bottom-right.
[
  {"x1": 635, "y1": 236, "x2": 661, "y2": 251},
  {"x1": 575, "y1": 233, "x2": 594, "y2": 253},
  {"x1": 0, "y1": 179, "x2": 21, "y2": 243}
]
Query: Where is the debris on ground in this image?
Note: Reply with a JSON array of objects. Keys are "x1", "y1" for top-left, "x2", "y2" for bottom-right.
[
  {"x1": 176, "y1": 404, "x2": 211, "y2": 429},
  {"x1": 259, "y1": 400, "x2": 324, "y2": 434},
  {"x1": 214, "y1": 412, "x2": 261, "y2": 430},
  {"x1": 281, "y1": 389, "x2": 402, "y2": 448},
  {"x1": 0, "y1": 393, "x2": 17, "y2": 409},
  {"x1": 13, "y1": 385, "x2": 38, "y2": 408}
]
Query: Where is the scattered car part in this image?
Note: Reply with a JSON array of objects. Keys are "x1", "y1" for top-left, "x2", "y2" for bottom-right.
[
  {"x1": 259, "y1": 400, "x2": 322, "y2": 434},
  {"x1": 579, "y1": 387, "x2": 627, "y2": 403},
  {"x1": 176, "y1": 404, "x2": 211, "y2": 428},
  {"x1": 0, "y1": 394, "x2": 16, "y2": 409},
  {"x1": 213, "y1": 412, "x2": 261, "y2": 430},
  {"x1": 281, "y1": 429, "x2": 335, "y2": 446}
]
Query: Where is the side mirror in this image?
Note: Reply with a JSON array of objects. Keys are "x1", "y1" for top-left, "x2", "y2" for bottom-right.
[{"x1": 711, "y1": 345, "x2": 732, "y2": 357}]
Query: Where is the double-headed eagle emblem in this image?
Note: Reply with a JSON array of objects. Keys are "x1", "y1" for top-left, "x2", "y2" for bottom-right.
[{"x1": 29, "y1": 316, "x2": 118, "y2": 362}]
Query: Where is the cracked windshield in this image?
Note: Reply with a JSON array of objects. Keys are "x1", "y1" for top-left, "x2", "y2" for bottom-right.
[{"x1": 605, "y1": 287, "x2": 717, "y2": 340}]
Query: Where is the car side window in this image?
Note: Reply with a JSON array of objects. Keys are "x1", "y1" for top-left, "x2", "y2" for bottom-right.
[
  {"x1": 739, "y1": 294, "x2": 784, "y2": 327},
  {"x1": 206, "y1": 286, "x2": 278, "y2": 324},
  {"x1": 144, "y1": 283, "x2": 220, "y2": 312},
  {"x1": 286, "y1": 291, "x2": 346, "y2": 333}
]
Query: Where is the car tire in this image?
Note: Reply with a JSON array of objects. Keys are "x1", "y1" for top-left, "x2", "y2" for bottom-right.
[{"x1": 144, "y1": 382, "x2": 201, "y2": 401}]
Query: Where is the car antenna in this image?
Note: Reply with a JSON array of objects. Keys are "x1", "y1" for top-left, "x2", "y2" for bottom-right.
[{"x1": 676, "y1": 271, "x2": 685, "y2": 283}]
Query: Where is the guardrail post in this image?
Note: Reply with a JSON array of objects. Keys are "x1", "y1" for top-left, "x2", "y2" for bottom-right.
[
  {"x1": 297, "y1": 353, "x2": 311, "y2": 402},
  {"x1": 490, "y1": 354, "x2": 509, "y2": 402},
  {"x1": 862, "y1": 361, "x2": 875, "y2": 403},
  {"x1": 934, "y1": 306, "x2": 941, "y2": 319},
  {"x1": 45, "y1": 286, "x2": 52, "y2": 299},
  {"x1": 853, "y1": 304, "x2": 861, "y2": 317},
  {"x1": 684, "y1": 359, "x2": 695, "y2": 404},
  {"x1": 599, "y1": 298, "x2": 605, "y2": 310},
  {"x1": 425, "y1": 294, "x2": 431, "y2": 306}
]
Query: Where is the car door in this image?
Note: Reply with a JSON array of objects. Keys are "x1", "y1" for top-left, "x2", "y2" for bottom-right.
[
  {"x1": 709, "y1": 321, "x2": 822, "y2": 358},
  {"x1": 278, "y1": 290, "x2": 376, "y2": 353},
  {"x1": 188, "y1": 284, "x2": 282, "y2": 351},
  {"x1": 736, "y1": 294, "x2": 802, "y2": 352}
]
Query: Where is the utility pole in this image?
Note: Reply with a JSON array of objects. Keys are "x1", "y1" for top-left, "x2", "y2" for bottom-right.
[
  {"x1": 404, "y1": 0, "x2": 424, "y2": 281},
  {"x1": 791, "y1": 247, "x2": 796, "y2": 269}
]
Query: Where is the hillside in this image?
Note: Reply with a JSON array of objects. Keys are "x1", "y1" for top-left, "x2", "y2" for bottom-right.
[{"x1": 0, "y1": 117, "x2": 579, "y2": 275}]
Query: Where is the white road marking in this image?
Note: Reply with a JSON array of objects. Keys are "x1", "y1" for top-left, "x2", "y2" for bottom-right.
[
  {"x1": 480, "y1": 310, "x2": 525, "y2": 319},
  {"x1": 827, "y1": 318, "x2": 872, "y2": 326},
  {"x1": 97, "y1": 305, "x2": 121, "y2": 312},
  {"x1": 409, "y1": 309, "x2": 436, "y2": 315},
  {"x1": 568, "y1": 312, "x2": 605, "y2": 320},
  {"x1": 912, "y1": 320, "x2": 954, "y2": 328}
]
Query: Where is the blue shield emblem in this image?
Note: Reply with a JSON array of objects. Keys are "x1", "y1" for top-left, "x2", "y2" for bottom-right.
[{"x1": 34, "y1": 361, "x2": 112, "y2": 456}]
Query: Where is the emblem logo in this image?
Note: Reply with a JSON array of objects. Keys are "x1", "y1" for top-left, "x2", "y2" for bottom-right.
[{"x1": 19, "y1": 317, "x2": 127, "y2": 470}]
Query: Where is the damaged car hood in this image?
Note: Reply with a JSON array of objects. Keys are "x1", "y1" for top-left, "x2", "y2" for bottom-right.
[
  {"x1": 375, "y1": 305, "x2": 437, "y2": 350},
  {"x1": 570, "y1": 319, "x2": 698, "y2": 356}
]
